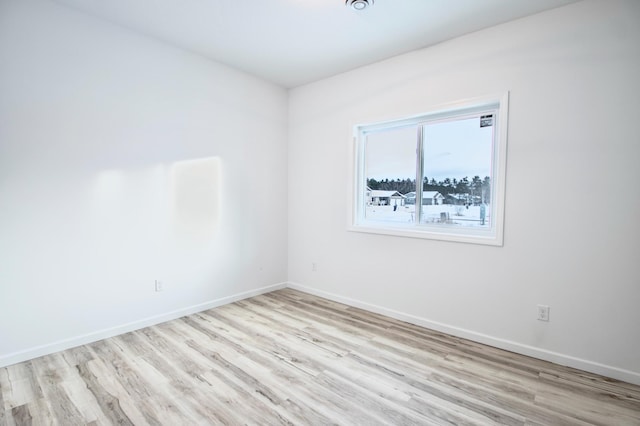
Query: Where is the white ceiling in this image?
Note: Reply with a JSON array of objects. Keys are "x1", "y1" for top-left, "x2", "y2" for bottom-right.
[{"x1": 54, "y1": 0, "x2": 581, "y2": 88}]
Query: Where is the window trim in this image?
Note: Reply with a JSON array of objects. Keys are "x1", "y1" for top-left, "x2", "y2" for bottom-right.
[{"x1": 348, "y1": 92, "x2": 509, "y2": 246}]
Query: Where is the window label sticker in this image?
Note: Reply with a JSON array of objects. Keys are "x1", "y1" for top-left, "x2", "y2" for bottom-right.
[{"x1": 480, "y1": 115, "x2": 493, "y2": 127}]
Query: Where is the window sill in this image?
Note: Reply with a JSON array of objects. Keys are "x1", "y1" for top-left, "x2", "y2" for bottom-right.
[{"x1": 348, "y1": 222, "x2": 503, "y2": 246}]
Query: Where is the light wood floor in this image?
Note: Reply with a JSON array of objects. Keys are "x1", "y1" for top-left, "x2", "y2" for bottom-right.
[{"x1": 1, "y1": 289, "x2": 639, "y2": 425}]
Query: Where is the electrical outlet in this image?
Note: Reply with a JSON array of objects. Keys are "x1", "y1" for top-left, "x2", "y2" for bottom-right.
[
  {"x1": 537, "y1": 305, "x2": 550, "y2": 321},
  {"x1": 311, "y1": 262, "x2": 317, "y2": 272},
  {"x1": 155, "y1": 280, "x2": 163, "y2": 292}
]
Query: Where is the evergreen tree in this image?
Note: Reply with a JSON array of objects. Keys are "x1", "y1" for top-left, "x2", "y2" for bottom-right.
[
  {"x1": 367, "y1": 175, "x2": 491, "y2": 201},
  {"x1": 471, "y1": 176, "x2": 482, "y2": 200},
  {"x1": 457, "y1": 177, "x2": 470, "y2": 196},
  {"x1": 482, "y1": 176, "x2": 491, "y2": 203}
]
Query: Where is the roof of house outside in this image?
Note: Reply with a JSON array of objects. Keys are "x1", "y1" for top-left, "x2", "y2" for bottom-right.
[
  {"x1": 404, "y1": 191, "x2": 443, "y2": 198},
  {"x1": 370, "y1": 190, "x2": 405, "y2": 198}
]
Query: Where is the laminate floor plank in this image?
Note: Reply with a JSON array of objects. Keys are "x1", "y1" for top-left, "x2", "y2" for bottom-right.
[
  {"x1": 540, "y1": 369, "x2": 640, "y2": 400},
  {"x1": 220, "y1": 303, "x2": 350, "y2": 368},
  {"x1": 99, "y1": 342, "x2": 208, "y2": 425},
  {"x1": 0, "y1": 378, "x2": 5, "y2": 426},
  {"x1": 262, "y1": 292, "x2": 384, "y2": 337},
  {"x1": 0, "y1": 363, "x2": 43, "y2": 411},
  {"x1": 350, "y1": 350, "x2": 523, "y2": 425},
  {"x1": 23, "y1": 398, "x2": 56, "y2": 426},
  {"x1": 264, "y1": 292, "x2": 389, "y2": 337},
  {"x1": 233, "y1": 300, "x2": 356, "y2": 358},
  {"x1": 426, "y1": 370, "x2": 573, "y2": 426},
  {"x1": 319, "y1": 356, "x2": 482, "y2": 425},
  {"x1": 115, "y1": 331, "x2": 249, "y2": 426},
  {"x1": 177, "y1": 317, "x2": 362, "y2": 425},
  {"x1": 1, "y1": 289, "x2": 639, "y2": 425},
  {"x1": 86, "y1": 341, "x2": 183, "y2": 425},
  {"x1": 29, "y1": 354, "x2": 93, "y2": 426},
  {"x1": 203, "y1": 310, "x2": 329, "y2": 378},
  {"x1": 82, "y1": 356, "x2": 153, "y2": 426},
  {"x1": 143, "y1": 327, "x2": 293, "y2": 425},
  {"x1": 184, "y1": 339, "x2": 326, "y2": 425},
  {"x1": 60, "y1": 347, "x2": 95, "y2": 369},
  {"x1": 536, "y1": 371, "x2": 640, "y2": 413}
]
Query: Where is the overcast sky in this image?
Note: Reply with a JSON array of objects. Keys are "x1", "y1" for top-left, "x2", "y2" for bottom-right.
[{"x1": 365, "y1": 116, "x2": 493, "y2": 182}]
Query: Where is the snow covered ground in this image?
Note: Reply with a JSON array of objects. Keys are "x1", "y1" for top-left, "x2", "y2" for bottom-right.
[{"x1": 365, "y1": 204, "x2": 491, "y2": 227}]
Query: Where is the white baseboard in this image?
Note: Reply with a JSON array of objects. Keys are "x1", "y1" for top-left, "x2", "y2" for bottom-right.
[
  {"x1": 286, "y1": 282, "x2": 640, "y2": 386},
  {"x1": 4, "y1": 280, "x2": 639, "y2": 387},
  {"x1": 0, "y1": 282, "x2": 287, "y2": 368}
]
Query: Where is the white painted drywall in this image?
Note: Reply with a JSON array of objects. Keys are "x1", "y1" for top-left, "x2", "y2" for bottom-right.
[
  {"x1": 288, "y1": 0, "x2": 640, "y2": 383},
  {"x1": 0, "y1": 0, "x2": 288, "y2": 363}
]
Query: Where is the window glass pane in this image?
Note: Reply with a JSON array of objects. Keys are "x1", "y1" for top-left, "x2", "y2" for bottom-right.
[
  {"x1": 420, "y1": 115, "x2": 493, "y2": 227},
  {"x1": 364, "y1": 126, "x2": 417, "y2": 223},
  {"x1": 352, "y1": 94, "x2": 507, "y2": 245}
]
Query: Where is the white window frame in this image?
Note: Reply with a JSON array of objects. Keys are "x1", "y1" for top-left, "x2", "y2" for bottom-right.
[{"x1": 349, "y1": 93, "x2": 509, "y2": 246}]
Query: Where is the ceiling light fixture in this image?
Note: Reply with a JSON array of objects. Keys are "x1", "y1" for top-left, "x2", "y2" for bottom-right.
[{"x1": 346, "y1": 0, "x2": 374, "y2": 11}]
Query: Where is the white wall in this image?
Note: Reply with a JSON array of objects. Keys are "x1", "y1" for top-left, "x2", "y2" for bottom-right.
[
  {"x1": 288, "y1": 0, "x2": 640, "y2": 384},
  {"x1": 0, "y1": 0, "x2": 288, "y2": 365}
]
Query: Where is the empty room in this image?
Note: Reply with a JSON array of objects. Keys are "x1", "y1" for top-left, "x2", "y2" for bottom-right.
[{"x1": 1, "y1": 0, "x2": 639, "y2": 424}]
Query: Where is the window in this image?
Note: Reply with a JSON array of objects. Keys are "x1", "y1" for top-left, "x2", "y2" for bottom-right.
[{"x1": 350, "y1": 93, "x2": 508, "y2": 245}]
